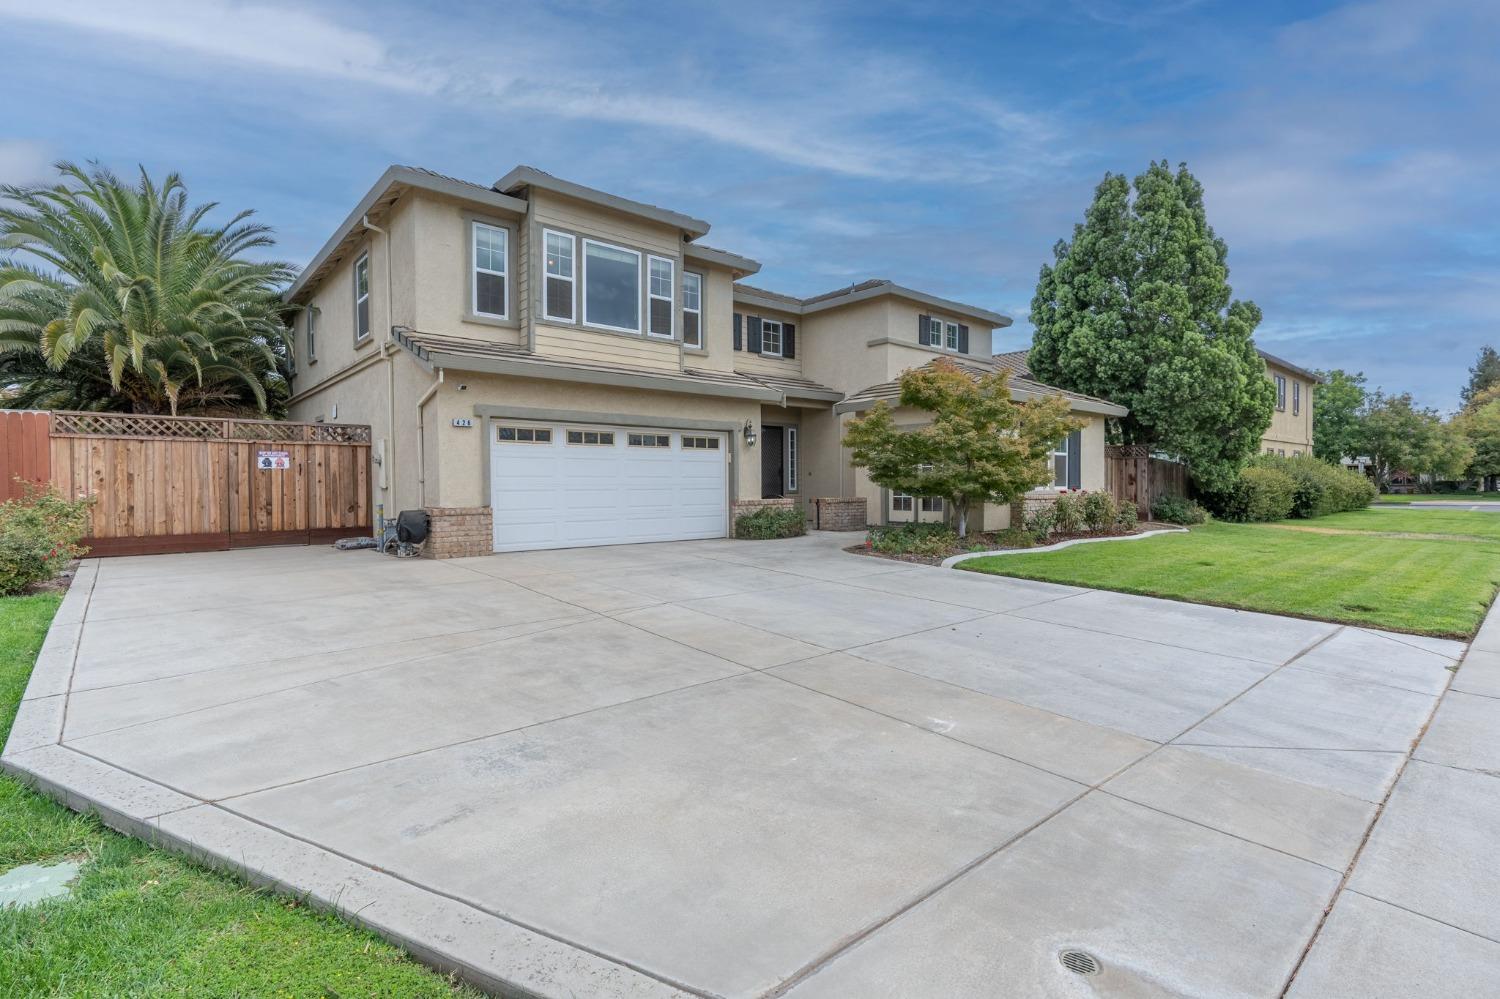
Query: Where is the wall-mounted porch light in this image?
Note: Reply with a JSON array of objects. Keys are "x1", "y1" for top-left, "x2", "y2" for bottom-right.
[{"x1": 743, "y1": 420, "x2": 757, "y2": 446}]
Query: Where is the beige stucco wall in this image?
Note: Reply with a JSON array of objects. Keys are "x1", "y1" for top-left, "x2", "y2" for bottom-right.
[
  {"x1": 409, "y1": 194, "x2": 525, "y2": 346},
  {"x1": 1261, "y1": 361, "x2": 1315, "y2": 455}
]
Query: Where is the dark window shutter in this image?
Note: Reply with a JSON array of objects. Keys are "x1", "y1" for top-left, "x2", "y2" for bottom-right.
[
  {"x1": 957, "y1": 324, "x2": 970, "y2": 354},
  {"x1": 1066, "y1": 430, "x2": 1082, "y2": 489},
  {"x1": 733, "y1": 313, "x2": 742, "y2": 350},
  {"x1": 747, "y1": 316, "x2": 763, "y2": 354},
  {"x1": 917, "y1": 313, "x2": 930, "y2": 346},
  {"x1": 783, "y1": 322, "x2": 796, "y2": 359}
]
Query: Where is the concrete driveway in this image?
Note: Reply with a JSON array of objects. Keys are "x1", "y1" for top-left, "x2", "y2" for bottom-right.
[{"x1": 4, "y1": 532, "x2": 1494, "y2": 997}]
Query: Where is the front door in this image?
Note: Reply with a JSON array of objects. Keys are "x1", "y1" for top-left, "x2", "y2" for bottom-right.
[{"x1": 761, "y1": 425, "x2": 785, "y2": 498}]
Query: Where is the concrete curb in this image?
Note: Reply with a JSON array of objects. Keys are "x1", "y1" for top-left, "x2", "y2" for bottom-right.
[
  {"x1": 0, "y1": 558, "x2": 692, "y2": 999},
  {"x1": 939, "y1": 526, "x2": 1189, "y2": 569}
]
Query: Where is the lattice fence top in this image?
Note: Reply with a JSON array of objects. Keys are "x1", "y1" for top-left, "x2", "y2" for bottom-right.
[{"x1": 49, "y1": 411, "x2": 371, "y2": 444}]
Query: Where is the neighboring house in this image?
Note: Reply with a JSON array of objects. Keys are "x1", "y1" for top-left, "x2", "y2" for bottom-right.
[
  {"x1": 284, "y1": 165, "x2": 1124, "y2": 552},
  {"x1": 1257, "y1": 350, "x2": 1320, "y2": 458}
]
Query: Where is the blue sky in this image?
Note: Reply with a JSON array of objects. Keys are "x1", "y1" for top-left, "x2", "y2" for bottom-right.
[{"x1": 2, "y1": 0, "x2": 1494, "y2": 410}]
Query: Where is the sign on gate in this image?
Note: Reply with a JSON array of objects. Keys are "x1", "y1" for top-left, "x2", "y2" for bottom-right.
[{"x1": 257, "y1": 450, "x2": 291, "y2": 470}]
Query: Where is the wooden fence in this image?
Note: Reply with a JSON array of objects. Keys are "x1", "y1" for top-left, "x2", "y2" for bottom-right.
[
  {"x1": 1105, "y1": 444, "x2": 1187, "y2": 514},
  {"x1": 0, "y1": 411, "x2": 52, "y2": 502},
  {"x1": 14, "y1": 411, "x2": 373, "y2": 557}
]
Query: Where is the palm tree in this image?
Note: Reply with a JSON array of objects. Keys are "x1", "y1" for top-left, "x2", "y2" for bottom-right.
[{"x1": 0, "y1": 162, "x2": 294, "y2": 416}]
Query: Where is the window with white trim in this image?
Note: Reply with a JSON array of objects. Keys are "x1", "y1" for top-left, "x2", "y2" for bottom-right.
[
  {"x1": 945, "y1": 322, "x2": 959, "y2": 351},
  {"x1": 583, "y1": 239, "x2": 641, "y2": 333},
  {"x1": 1292, "y1": 381, "x2": 1301, "y2": 416},
  {"x1": 682, "y1": 435, "x2": 719, "y2": 450},
  {"x1": 354, "y1": 253, "x2": 370, "y2": 342},
  {"x1": 761, "y1": 319, "x2": 783, "y2": 357},
  {"x1": 647, "y1": 256, "x2": 674, "y2": 339},
  {"x1": 472, "y1": 223, "x2": 507, "y2": 319},
  {"x1": 786, "y1": 427, "x2": 798, "y2": 491},
  {"x1": 1051, "y1": 435, "x2": 1070, "y2": 488},
  {"x1": 566, "y1": 429, "x2": 615, "y2": 446},
  {"x1": 627, "y1": 432, "x2": 670, "y2": 448},
  {"x1": 543, "y1": 229, "x2": 574, "y2": 322},
  {"x1": 1275, "y1": 374, "x2": 1287, "y2": 411},
  {"x1": 927, "y1": 316, "x2": 943, "y2": 347},
  {"x1": 496, "y1": 426, "x2": 551, "y2": 443},
  {"x1": 306, "y1": 307, "x2": 318, "y2": 362},
  {"x1": 917, "y1": 463, "x2": 943, "y2": 512},
  {"x1": 682, "y1": 271, "x2": 703, "y2": 348},
  {"x1": 891, "y1": 490, "x2": 914, "y2": 513}
]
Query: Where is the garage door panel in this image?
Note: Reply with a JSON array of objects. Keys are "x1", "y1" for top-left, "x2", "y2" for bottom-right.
[{"x1": 491, "y1": 426, "x2": 727, "y2": 552}]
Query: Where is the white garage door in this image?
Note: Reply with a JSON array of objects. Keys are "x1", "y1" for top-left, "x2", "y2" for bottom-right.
[{"x1": 488, "y1": 423, "x2": 728, "y2": 552}]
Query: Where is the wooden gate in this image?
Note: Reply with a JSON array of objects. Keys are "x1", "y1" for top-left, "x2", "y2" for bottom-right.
[
  {"x1": 0, "y1": 411, "x2": 51, "y2": 502},
  {"x1": 43, "y1": 412, "x2": 372, "y2": 556},
  {"x1": 1105, "y1": 444, "x2": 1188, "y2": 514}
]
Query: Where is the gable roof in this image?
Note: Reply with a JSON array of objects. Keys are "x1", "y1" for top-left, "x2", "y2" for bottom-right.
[
  {"x1": 836, "y1": 356, "x2": 1128, "y2": 418},
  {"x1": 495, "y1": 165, "x2": 711, "y2": 239},
  {"x1": 733, "y1": 279, "x2": 1012, "y2": 328},
  {"x1": 1257, "y1": 348, "x2": 1325, "y2": 384}
]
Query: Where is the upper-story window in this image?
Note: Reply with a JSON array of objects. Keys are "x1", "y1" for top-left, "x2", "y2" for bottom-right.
[
  {"x1": 928, "y1": 317, "x2": 943, "y2": 348},
  {"x1": 543, "y1": 229, "x2": 575, "y2": 322},
  {"x1": 354, "y1": 253, "x2": 370, "y2": 343},
  {"x1": 682, "y1": 272, "x2": 703, "y2": 348},
  {"x1": 1275, "y1": 374, "x2": 1287, "y2": 411},
  {"x1": 1292, "y1": 381, "x2": 1301, "y2": 416},
  {"x1": 945, "y1": 322, "x2": 959, "y2": 351},
  {"x1": 647, "y1": 256, "x2": 674, "y2": 339},
  {"x1": 472, "y1": 222, "x2": 508, "y2": 319},
  {"x1": 583, "y1": 239, "x2": 641, "y2": 333},
  {"x1": 306, "y1": 307, "x2": 318, "y2": 363},
  {"x1": 761, "y1": 319, "x2": 784, "y2": 357},
  {"x1": 919, "y1": 314, "x2": 966, "y2": 352}
]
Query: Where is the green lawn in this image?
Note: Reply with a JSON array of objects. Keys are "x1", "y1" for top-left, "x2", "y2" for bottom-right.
[
  {"x1": 0, "y1": 593, "x2": 476, "y2": 997},
  {"x1": 959, "y1": 518, "x2": 1500, "y2": 637},
  {"x1": 1373, "y1": 493, "x2": 1483, "y2": 504},
  {"x1": 1272, "y1": 507, "x2": 1500, "y2": 541}
]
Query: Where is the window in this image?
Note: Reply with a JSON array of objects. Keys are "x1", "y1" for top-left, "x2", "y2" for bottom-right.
[
  {"x1": 566, "y1": 429, "x2": 615, "y2": 445},
  {"x1": 472, "y1": 223, "x2": 507, "y2": 319},
  {"x1": 786, "y1": 427, "x2": 798, "y2": 491},
  {"x1": 917, "y1": 462, "x2": 943, "y2": 512},
  {"x1": 543, "y1": 229, "x2": 574, "y2": 322},
  {"x1": 761, "y1": 319, "x2": 783, "y2": 357},
  {"x1": 647, "y1": 256, "x2": 674, "y2": 339},
  {"x1": 1275, "y1": 374, "x2": 1287, "y2": 411},
  {"x1": 682, "y1": 272, "x2": 703, "y2": 348},
  {"x1": 1292, "y1": 449, "x2": 1302, "y2": 457},
  {"x1": 306, "y1": 307, "x2": 318, "y2": 363},
  {"x1": 496, "y1": 426, "x2": 551, "y2": 444},
  {"x1": 682, "y1": 435, "x2": 719, "y2": 450},
  {"x1": 892, "y1": 491, "x2": 914, "y2": 513},
  {"x1": 353, "y1": 253, "x2": 370, "y2": 342},
  {"x1": 628, "y1": 432, "x2": 670, "y2": 448},
  {"x1": 945, "y1": 322, "x2": 959, "y2": 351},
  {"x1": 1278, "y1": 448, "x2": 1286, "y2": 457},
  {"x1": 583, "y1": 239, "x2": 641, "y2": 333},
  {"x1": 1051, "y1": 435, "x2": 1070, "y2": 488},
  {"x1": 1293, "y1": 381, "x2": 1301, "y2": 416},
  {"x1": 927, "y1": 316, "x2": 943, "y2": 347}
]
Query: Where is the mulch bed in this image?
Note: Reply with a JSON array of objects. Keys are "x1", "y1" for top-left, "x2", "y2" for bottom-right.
[{"x1": 846, "y1": 523, "x2": 1180, "y2": 566}]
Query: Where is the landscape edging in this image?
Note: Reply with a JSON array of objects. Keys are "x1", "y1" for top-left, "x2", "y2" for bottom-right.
[{"x1": 939, "y1": 526, "x2": 1188, "y2": 569}]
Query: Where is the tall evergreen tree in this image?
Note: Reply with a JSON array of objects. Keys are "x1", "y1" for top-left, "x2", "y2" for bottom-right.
[
  {"x1": 1462, "y1": 345, "x2": 1500, "y2": 408},
  {"x1": 1029, "y1": 161, "x2": 1274, "y2": 490},
  {"x1": 1312, "y1": 369, "x2": 1367, "y2": 463}
]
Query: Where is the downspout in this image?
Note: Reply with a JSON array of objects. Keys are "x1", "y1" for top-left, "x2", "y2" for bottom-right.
[
  {"x1": 416, "y1": 367, "x2": 444, "y2": 507},
  {"x1": 361, "y1": 213, "x2": 398, "y2": 512}
]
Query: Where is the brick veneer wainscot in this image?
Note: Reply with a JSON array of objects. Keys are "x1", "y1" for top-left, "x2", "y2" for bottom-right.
[
  {"x1": 812, "y1": 497, "x2": 867, "y2": 531},
  {"x1": 422, "y1": 506, "x2": 493, "y2": 559},
  {"x1": 729, "y1": 497, "x2": 797, "y2": 537}
]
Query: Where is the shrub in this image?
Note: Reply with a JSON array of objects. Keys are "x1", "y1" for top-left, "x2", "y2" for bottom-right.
[
  {"x1": 0, "y1": 483, "x2": 92, "y2": 595},
  {"x1": 867, "y1": 522, "x2": 958, "y2": 556},
  {"x1": 1249, "y1": 454, "x2": 1375, "y2": 518},
  {"x1": 1052, "y1": 493, "x2": 1085, "y2": 534},
  {"x1": 995, "y1": 528, "x2": 1035, "y2": 550},
  {"x1": 1151, "y1": 495, "x2": 1207, "y2": 525},
  {"x1": 734, "y1": 505, "x2": 806, "y2": 540},
  {"x1": 1116, "y1": 500, "x2": 1138, "y2": 530},
  {"x1": 1026, "y1": 504, "x2": 1057, "y2": 542},
  {"x1": 1214, "y1": 465, "x2": 1297, "y2": 522},
  {"x1": 1080, "y1": 491, "x2": 1118, "y2": 533}
]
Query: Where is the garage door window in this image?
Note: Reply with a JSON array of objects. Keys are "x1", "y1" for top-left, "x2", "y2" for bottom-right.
[
  {"x1": 682, "y1": 436, "x2": 719, "y2": 450},
  {"x1": 628, "y1": 433, "x2": 671, "y2": 447},
  {"x1": 496, "y1": 426, "x2": 552, "y2": 443},
  {"x1": 567, "y1": 429, "x2": 616, "y2": 446}
]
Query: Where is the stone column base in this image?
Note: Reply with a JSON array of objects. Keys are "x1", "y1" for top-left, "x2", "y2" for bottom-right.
[{"x1": 422, "y1": 506, "x2": 493, "y2": 559}]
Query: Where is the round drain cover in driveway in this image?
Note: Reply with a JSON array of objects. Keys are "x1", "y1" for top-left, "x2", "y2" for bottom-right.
[{"x1": 1059, "y1": 949, "x2": 1101, "y2": 976}]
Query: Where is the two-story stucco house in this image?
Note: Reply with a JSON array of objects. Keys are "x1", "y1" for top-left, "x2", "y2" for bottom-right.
[
  {"x1": 284, "y1": 165, "x2": 1125, "y2": 553},
  {"x1": 1257, "y1": 350, "x2": 1319, "y2": 458}
]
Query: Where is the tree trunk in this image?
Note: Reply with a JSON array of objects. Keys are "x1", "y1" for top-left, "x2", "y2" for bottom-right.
[{"x1": 955, "y1": 499, "x2": 969, "y2": 538}]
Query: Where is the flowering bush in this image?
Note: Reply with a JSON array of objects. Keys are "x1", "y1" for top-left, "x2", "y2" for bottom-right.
[
  {"x1": 0, "y1": 482, "x2": 92, "y2": 595},
  {"x1": 1052, "y1": 492, "x2": 1086, "y2": 534},
  {"x1": 1080, "y1": 491, "x2": 1118, "y2": 533},
  {"x1": 1116, "y1": 500, "x2": 1139, "y2": 529}
]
